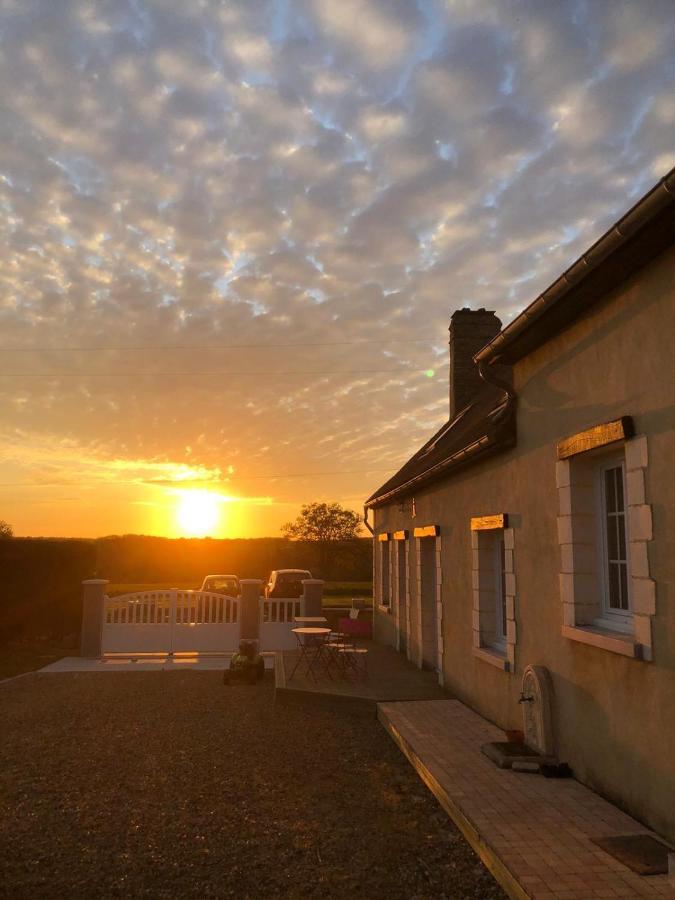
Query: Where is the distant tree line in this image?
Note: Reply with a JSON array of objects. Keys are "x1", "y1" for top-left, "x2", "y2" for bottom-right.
[{"x1": 0, "y1": 534, "x2": 372, "y2": 644}]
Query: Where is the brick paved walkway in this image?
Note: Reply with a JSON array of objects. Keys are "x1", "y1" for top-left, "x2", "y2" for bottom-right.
[{"x1": 379, "y1": 699, "x2": 674, "y2": 899}]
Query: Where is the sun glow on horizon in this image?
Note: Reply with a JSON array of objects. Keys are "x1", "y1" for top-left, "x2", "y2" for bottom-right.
[{"x1": 175, "y1": 489, "x2": 222, "y2": 537}]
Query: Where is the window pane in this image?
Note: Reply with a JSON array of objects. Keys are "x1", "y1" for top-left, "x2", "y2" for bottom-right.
[
  {"x1": 605, "y1": 468, "x2": 617, "y2": 513},
  {"x1": 617, "y1": 513, "x2": 627, "y2": 561},
  {"x1": 615, "y1": 467, "x2": 624, "y2": 512},
  {"x1": 606, "y1": 513, "x2": 618, "y2": 559},
  {"x1": 619, "y1": 564, "x2": 629, "y2": 611},
  {"x1": 608, "y1": 563, "x2": 621, "y2": 609}
]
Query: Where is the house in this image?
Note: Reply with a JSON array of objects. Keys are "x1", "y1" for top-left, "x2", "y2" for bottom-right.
[{"x1": 365, "y1": 168, "x2": 675, "y2": 842}]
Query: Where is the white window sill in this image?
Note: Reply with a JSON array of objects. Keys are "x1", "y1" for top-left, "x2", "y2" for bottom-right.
[
  {"x1": 377, "y1": 604, "x2": 392, "y2": 614},
  {"x1": 473, "y1": 645, "x2": 510, "y2": 672},
  {"x1": 561, "y1": 624, "x2": 643, "y2": 659},
  {"x1": 593, "y1": 615, "x2": 633, "y2": 635}
]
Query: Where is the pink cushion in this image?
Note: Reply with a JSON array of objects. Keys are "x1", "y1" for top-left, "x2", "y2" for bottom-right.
[{"x1": 338, "y1": 617, "x2": 372, "y2": 638}]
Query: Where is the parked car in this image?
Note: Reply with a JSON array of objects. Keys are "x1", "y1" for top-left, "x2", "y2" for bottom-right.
[
  {"x1": 265, "y1": 569, "x2": 312, "y2": 598},
  {"x1": 199, "y1": 574, "x2": 240, "y2": 596}
]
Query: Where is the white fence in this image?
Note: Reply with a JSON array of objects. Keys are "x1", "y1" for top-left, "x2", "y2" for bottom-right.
[
  {"x1": 102, "y1": 590, "x2": 240, "y2": 654},
  {"x1": 259, "y1": 598, "x2": 304, "y2": 651}
]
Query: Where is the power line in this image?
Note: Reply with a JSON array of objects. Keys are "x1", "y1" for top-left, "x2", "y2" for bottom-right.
[{"x1": 0, "y1": 337, "x2": 441, "y2": 352}]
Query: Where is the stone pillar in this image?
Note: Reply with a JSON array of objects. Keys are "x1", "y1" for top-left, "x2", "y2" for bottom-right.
[
  {"x1": 302, "y1": 579, "x2": 324, "y2": 618},
  {"x1": 238, "y1": 580, "x2": 262, "y2": 644},
  {"x1": 80, "y1": 579, "x2": 109, "y2": 658}
]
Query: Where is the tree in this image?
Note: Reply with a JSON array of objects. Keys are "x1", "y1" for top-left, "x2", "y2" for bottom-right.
[
  {"x1": 0, "y1": 520, "x2": 13, "y2": 539},
  {"x1": 282, "y1": 503, "x2": 363, "y2": 579},
  {"x1": 282, "y1": 502, "x2": 362, "y2": 542}
]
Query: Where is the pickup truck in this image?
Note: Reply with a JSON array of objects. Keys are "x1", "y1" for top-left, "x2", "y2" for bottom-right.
[{"x1": 199, "y1": 574, "x2": 240, "y2": 597}]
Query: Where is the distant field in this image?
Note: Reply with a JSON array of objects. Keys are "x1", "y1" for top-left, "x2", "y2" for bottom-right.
[{"x1": 107, "y1": 581, "x2": 372, "y2": 602}]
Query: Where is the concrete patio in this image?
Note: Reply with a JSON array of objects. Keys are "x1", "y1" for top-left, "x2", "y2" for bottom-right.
[
  {"x1": 38, "y1": 652, "x2": 276, "y2": 673},
  {"x1": 275, "y1": 641, "x2": 447, "y2": 713}
]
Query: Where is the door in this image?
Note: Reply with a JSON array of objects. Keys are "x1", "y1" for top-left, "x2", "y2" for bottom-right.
[
  {"x1": 396, "y1": 540, "x2": 408, "y2": 656},
  {"x1": 419, "y1": 536, "x2": 439, "y2": 671}
]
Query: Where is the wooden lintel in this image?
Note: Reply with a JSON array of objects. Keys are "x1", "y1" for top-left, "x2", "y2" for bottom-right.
[
  {"x1": 413, "y1": 525, "x2": 440, "y2": 538},
  {"x1": 557, "y1": 416, "x2": 634, "y2": 460},
  {"x1": 377, "y1": 532, "x2": 391, "y2": 542},
  {"x1": 393, "y1": 530, "x2": 408, "y2": 541},
  {"x1": 471, "y1": 514, "x2": 507, "y2": 531}
]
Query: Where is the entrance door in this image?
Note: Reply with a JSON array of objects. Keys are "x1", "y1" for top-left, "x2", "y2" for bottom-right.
[
  {"x1": 419, "y1": 537, "x2": 439, "y2": 671},
  {"x1": 396, "y1": 541, "x2": 408, "y2": 656}
]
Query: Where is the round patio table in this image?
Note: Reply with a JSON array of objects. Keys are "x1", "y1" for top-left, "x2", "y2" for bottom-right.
[{"x1": 289, "y1": 627, "x2": 331, "y2": 682}]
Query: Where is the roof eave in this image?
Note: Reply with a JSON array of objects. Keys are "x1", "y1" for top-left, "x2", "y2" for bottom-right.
[
  {"x1": 474, "y1": 168, "x2": 675, "y2": 367},
  {"x1": 365, "y1": 421, "x2": 515, "y2": 509}
]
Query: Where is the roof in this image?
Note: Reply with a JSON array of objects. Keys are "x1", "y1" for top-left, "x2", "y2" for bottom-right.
[
  {"x1": 366, "y1": 169, "x2": 675, "y2": 509},
  {"x1": 476, "y1": 167, "x2": 675, "y2": 366},
  {"x1": 366, "y1": 383, "x2": 514, "y2": 507}
]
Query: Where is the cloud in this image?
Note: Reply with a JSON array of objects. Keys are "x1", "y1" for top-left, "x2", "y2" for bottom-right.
[{"x1": 0, "y1": 0, "x2": 673, "y2": 536}]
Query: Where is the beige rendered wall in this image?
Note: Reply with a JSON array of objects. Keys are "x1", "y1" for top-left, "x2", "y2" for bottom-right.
[{"x1": 372, "y1": 245, "x2": 675, "y2": 841}]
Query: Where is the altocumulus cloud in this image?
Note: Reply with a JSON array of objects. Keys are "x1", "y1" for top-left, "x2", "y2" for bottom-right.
[{"x1": 1, "y1": 0, "x2": 674, "y2": 532}]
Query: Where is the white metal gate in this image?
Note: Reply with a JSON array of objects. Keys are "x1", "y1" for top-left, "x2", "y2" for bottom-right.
[
  {"x1": 259, "y1": 598, "x2": 303, "y2": 651},
  {"x1": 102, "y1": 590, "x2": 240, "y2": 653}
]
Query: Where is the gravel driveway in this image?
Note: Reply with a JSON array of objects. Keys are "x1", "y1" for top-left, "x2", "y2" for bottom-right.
[{"x1": 0, "y1": 672, "x2": 505, "y2": 899}]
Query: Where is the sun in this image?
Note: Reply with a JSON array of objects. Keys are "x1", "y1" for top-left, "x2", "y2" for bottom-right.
[{"x1": 175, "y1": 490, "x2": 221, "y2": 537}]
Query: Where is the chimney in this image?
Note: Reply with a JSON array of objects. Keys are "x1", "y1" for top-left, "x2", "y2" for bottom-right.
[{"x1": 448, "y1": 308, "x2": 502, "y2": 419}]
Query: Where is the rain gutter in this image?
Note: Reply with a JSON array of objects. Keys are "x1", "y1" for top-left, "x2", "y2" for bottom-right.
[{"x1": 365, "y1": 433, "x2": 496, "y2": 509}]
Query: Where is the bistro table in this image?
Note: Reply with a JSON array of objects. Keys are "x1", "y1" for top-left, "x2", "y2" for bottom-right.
[{"x1": 289, "y1": 627, "x2": 331, "y2": 682}]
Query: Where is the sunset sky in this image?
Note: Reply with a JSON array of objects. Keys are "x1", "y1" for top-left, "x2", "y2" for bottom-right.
[{"x1": 1, "y1": 0, "x2": 674, "y2": 539}]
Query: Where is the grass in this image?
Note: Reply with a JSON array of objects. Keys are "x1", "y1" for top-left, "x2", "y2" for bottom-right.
[{"x1": 0, "y1": 636, "x2": 78, "y2": 680}]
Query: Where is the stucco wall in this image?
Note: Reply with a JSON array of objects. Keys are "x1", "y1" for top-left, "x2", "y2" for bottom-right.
[
  {"x1": 373, "y1": 605, "x2": 397, "y2": 647},
  {"x1": 371, "y1": 245, "x2": 675, "y2": 841}
]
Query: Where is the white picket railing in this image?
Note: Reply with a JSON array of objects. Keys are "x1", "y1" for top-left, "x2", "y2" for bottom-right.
[
  {"x1": 259, "y1": 597, "x2": 304, "y2": 651},
  {"x1": 102, "y1": 591, "x2": 309, "y2": 654}
]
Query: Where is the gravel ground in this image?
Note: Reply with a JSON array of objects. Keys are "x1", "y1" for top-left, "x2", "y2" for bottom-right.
[{"x1": 0, "y1": 672, "x2": 505, "y2": 900}]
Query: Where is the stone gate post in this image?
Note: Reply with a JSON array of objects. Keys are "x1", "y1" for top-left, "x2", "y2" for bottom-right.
[
  {"x1": 302, "y1": 579, "x2": 324, "y2": 618},
  {"x1": 80, "y1": 579, "x2": 109, "y2": 658},
  {"x1": 238, "y1": 579, "x2": 262, "y2": 646}
]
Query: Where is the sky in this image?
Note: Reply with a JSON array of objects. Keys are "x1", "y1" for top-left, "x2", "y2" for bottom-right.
[{"x1": 1, "y1": 0, "x2": 674, "y2": 539}]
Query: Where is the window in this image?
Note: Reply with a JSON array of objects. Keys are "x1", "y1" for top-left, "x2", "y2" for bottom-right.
[
  {"x1": 597, "y1": 460, "x2": 631, "y2": 631},
  {"x1": 471, "y1": 517, "x2": 515, "y2": 671},
  {"x1": 557, "y1": 429, "x2": 655, "y2": 660}
]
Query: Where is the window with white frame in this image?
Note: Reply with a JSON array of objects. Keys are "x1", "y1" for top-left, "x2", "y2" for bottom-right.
[
  {"x1": 597, "y1": 458, "x2": 631, "y2": 631},
  {"x1": 557, "y1": 421, "x2": 655, "y2": 660},
  {"x1": 471, "y1": 516, "x2": 516, "y2": 671}
]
